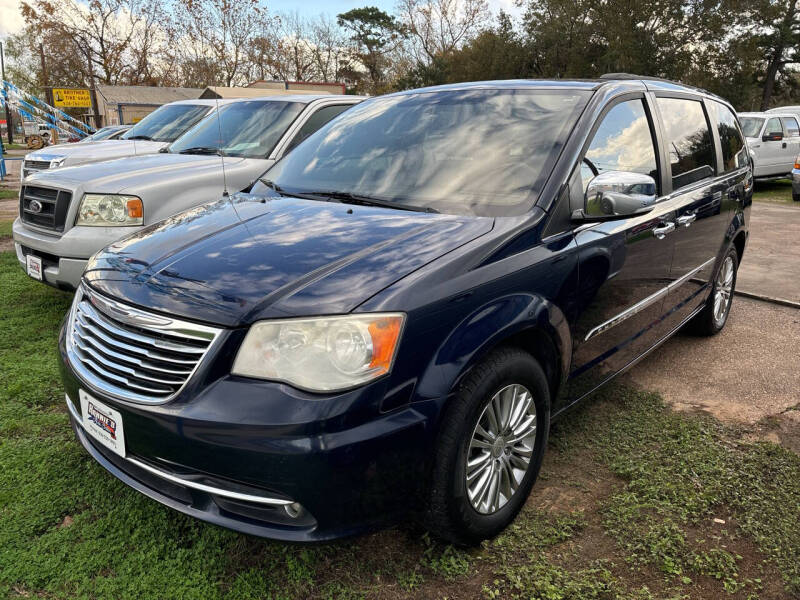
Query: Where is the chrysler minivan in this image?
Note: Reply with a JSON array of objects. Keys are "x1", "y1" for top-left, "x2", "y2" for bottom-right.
[{"x1": 60, "y1": 76, "x2": 751, "y2": 544}]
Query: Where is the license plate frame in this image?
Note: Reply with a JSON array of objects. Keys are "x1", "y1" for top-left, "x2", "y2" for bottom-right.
[
  {"x1": 26, "y1": 253, "x2": 42, "y2": 281},
  {"x1": 78, "y1": 389, "x2": 126, "y2": 458}
]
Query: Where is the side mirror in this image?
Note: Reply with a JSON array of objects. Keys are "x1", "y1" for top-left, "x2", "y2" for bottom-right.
[
  {"x1": 763, "y1": 132, "x2": 783, "y2": 142},
  {"x1": 573, "y1": 171, "x2": 658, "y2": 221}
]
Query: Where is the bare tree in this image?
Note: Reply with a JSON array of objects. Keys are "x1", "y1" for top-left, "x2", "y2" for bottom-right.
[
  {"x1": 397, "y1": 0, "x2": 490, "y2": 64},
  {"x1": 173, "y1": 0, "x2": 275, "y2": 87},
  {"x1": 307, "y1": 14, "x2": 353, "y2": 82}
]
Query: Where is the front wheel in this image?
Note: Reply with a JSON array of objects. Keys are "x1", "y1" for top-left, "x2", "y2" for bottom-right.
[
  {"x1": 425, "y1": 347, "x2": 550, "y2": 545},
  {"x1": 686, "y1": 247, "x2": 738, "y2": 336}
]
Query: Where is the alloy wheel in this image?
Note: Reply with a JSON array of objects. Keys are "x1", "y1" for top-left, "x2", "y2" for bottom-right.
[
  {"x1": 465, "y1": 384, "x2": 538, "y2": 514},
  {"x1": 713, "y1": 255, "x2": 735, "y2": 327}
]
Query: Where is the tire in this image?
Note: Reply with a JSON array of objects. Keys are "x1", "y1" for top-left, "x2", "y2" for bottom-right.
[
  {"x1": 685, "y1": 246, "x2": 738, "y2": 336},
  {"x1": 425, "y1": 347, "x2": 550, "y2": 545},
  {"x1": 793, "y1": 192, "x2": 800, "y2": 202}
]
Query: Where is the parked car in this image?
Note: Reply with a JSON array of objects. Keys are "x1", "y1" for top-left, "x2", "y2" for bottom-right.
[
  {"x1": 13, "y1": 95, "x2": 363, "y2": 290},
  {"x1": 791, "y1": 155, "x2": 800, "y2": 201},
  {"x1": 739, "y1": 111, "x2": 800, "y2": 177},
  {"x1": 77, "y1": 125, "x2": 132, "y2": 143},
  {"x1": 766, "y1": 105, "x2": 800, "y2": 123},
  {"x1": 59, "y1": 77, "x2": 751, "y2": 544},
  {"x1": 21, "y1": 99, "x2": 227, "y2": 179}
]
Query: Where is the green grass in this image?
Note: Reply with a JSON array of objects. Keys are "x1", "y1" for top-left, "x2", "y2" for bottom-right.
[
  {"x1": 1, "y1": 250, "x2": 799, "y2": 599},
  {"x1": 0, "y1": 220, "x2": 11, "y2": 239},
  {"x1": 752, "y1": 179, "x2": 799, "y2": 205},
  {"x1": 0, "y1": 189, "x2": 18, "y2": 200}
]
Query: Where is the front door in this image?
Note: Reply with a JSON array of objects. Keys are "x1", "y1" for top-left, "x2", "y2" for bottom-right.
[
  {"x1": 759, "y1": 116, "x2": 787, "y2": 174},
  {"x1": 563, "y1": 96, "x2": 676, "y2": 402}
]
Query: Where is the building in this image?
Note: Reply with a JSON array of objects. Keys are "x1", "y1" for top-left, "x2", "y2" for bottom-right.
[{"x1": 95, "y1": 85, "x2": 204, "y2": 126}]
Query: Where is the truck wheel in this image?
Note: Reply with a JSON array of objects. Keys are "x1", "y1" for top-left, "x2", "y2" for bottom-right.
[
  {"x1": 793, "y1": 192, "x2": 800, "y2": 202},
  {"x1": 425, "y1": 347, "x2": 550, "y2": 545},
  {"x1": 686, "y1": 246, "x2": 738, "y2": 336}
]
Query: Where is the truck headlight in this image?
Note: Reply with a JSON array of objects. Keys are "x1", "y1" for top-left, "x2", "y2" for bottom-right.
[
  {"x1": 232, "y1": 314, "x2": 405, "y2": 392},
  {"x1": 76, "y1": 194, "x2": 143, "y2": 226}
]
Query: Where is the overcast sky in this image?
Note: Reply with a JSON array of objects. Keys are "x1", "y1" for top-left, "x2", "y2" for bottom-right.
[{"x1": 0, "y1": 0, "x2": 522, "y2": 39}]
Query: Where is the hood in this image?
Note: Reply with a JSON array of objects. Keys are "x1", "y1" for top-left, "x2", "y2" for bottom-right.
[
  {"x1": 25, "y1": 153, "x2": 251, "y2": 192},
  {"x1": 25, "y1": 139, "x2": 165, "y2": 166},
  {"x1": 84, "y1": 194, "x2": 493, "y2": 327}
]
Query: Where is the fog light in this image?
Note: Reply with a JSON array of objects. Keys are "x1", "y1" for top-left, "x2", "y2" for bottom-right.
[{"x1": 284, "y1": 502, "x2": 303, "y2": 518}]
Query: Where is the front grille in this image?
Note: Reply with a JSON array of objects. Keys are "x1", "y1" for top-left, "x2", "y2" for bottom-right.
[
  {"x1": 66, "y1": 286, "x2": 222, "y2": 404},
  {"x1": 19, "y1": 185, "x2": 72, "y2": 231},
  {"x1": 24, "y1": 159, "x2": 52, "y2": 171}
]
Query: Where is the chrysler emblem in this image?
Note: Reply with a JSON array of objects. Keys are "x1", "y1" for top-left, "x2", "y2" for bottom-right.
[{"x1": 29, "y1": 199, "x2": 43, "y2": 214}]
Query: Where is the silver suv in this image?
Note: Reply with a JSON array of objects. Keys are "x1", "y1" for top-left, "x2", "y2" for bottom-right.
[
  {"x1": 13, "y1": 95, "x2": 363, "y2": 289},
  {"x1": 739, "y1": 111, "x2": 800, "y2": 177}
]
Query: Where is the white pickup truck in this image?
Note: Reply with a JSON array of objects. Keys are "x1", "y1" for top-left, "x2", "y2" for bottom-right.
[
  {"x1": 13, "y1": 94, "x2": 363, "y2": 289},
  {"x1": 739, "y1": 111, "x2": 800, "y2": 178},
  {"x1": 21, "y1": 99, "x2": 226, "y2": 179}
]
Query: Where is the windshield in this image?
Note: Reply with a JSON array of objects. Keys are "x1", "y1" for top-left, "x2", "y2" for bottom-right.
[
  {"x1": 259, "y1": 89, "x2": 590, "y2": 216},
  {"x1": 739, "y1": 117, "x2": 764, "y2": 138},
  {"x1": 169, "y1": 100, "x2": 304, "y2": 158},
  {"x1": 85, "y1": 127, "x2": 124, "y2": 142},
  {"x1": 121, "y1": 104, "x2": 211, "y2": 143}
]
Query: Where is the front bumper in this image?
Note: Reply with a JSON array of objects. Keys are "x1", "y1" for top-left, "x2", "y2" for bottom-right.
[
  {"x1": 13, "y1": 218, "x2": 142, "y2": 290},
  {"x1": 59, "y1": 322, "x2": 432, "y2": 541}
]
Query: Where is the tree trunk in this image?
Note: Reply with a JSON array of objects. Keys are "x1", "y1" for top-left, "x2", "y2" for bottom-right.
[{"x1": 761, "y1": 48, "x2": 783, "y2": 111}]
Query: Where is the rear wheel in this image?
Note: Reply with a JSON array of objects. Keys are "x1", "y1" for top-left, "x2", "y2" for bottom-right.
[
  {"x1": 425, "y1": 347, "x2": 550, "y2": 545},
  {"x1": 686, "y1": 246, "x2": 738, "y2": 336},
  {"x1": 793, "y1": 192, "x2": 800, "y2": 202}
]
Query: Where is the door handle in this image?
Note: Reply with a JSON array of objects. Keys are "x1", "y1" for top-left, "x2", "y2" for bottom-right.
[
  {"x1": 676, "y1": 213, "x2": 697, "y2": 227},
  {"x1": 653, "y1": 222, "x2": 676, "y2": 239},
  {"x1": 783, "y1": 142, "x2": 788, "y2": 148}
]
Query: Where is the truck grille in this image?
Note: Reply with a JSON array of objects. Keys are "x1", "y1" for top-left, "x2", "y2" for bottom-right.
[
  {"x1": 66, "y1": 286, "x2": 222, "y2": 404},
  {"x1": 24, "y1": 159, "x2": 52, "y2": 171},
  {"x1": 19, "y1": 185, "x2": 72, "y2": 232}
]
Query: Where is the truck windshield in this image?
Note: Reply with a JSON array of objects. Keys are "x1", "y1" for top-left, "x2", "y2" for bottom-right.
[
  {"x1": 739, "y1": 117, "x2": 764, "y2": 138},
  {"x1": 121, "y1": 104, "x2": 211, "y2": 143},
  {"x1": 168, "y1": 100, "x2": 304, "y2": 158},
  {"x1": 260, "y1": 89, "x2": 591, "y2": 217}
]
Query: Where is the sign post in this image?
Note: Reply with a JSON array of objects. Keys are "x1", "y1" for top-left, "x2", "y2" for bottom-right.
[{"x1": 0, "y1": 42, "x2": 12, "y2": 144}]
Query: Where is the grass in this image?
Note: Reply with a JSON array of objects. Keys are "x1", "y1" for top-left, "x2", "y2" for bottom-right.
[
  {"x1": 752, "y1": 179, "x2": 799, "y2": 205},
  {"x1": 0, "y1": 250, "x2": 799, "y2": 599},
  {"x1": 0, "y1": 189, "x2": 18, "y2": 200},
  {"x1": 0, "y1": 220, "x2": 11, "y2": 239}
]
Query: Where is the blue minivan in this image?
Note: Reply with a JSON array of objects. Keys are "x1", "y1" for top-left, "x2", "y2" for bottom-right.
[{"x1": 59, "y1": 76, "x2": 751, "y2": 544}]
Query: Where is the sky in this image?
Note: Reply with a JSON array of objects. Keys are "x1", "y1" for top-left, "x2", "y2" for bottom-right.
[{"x1": 0, "y1": 0, "x2": 523, "y2": 38}]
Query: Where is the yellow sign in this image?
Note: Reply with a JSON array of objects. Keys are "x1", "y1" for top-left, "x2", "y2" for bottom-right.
[{"x1": 53, "y1": 88, "x2": 92, "y2": 108}]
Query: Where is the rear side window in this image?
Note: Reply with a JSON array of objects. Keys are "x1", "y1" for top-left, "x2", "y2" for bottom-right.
[
  {"x1": 782, "y1": 117, "x2": 800, "y2": 137},
  {"x1": 710, "y1": 102, "x2": 747, "y2": 172},
  {"x1": 657, "y1": 97, "x2": 715, "y2": 190},
  {"x1": 285, "y1": 105, "x2": 352, "y2": 153},
  {"x1": 580, "y1": 99, "x2": 658, "y2": 191}
]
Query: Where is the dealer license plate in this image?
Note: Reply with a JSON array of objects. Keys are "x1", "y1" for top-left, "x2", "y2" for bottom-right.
[{"x1": 79, "y1": 389, "x2": 126, "y2": 458}]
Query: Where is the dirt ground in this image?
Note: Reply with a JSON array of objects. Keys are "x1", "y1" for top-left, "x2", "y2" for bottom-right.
[
  {"x1": 626, "y1": 296, "x2": 800, "y2": 451},
  {"x1": 737, "y1": 202, "x2": 800, "y2": 304}
]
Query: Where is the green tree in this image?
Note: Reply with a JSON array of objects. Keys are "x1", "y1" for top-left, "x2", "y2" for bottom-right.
[{"x1": 337, "y1": 6, "x2": 406, "y2": 94}]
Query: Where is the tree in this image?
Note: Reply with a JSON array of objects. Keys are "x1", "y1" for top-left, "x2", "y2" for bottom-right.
[
  {"x1": 337, "y1": 6, "x2": 406, "y2": 94},
  {"x1": 397, "y1": 0, "x2": 490, "y2": 65},
  {"x1": 173, "y1": 0, "x2": 275, "y2": 87},
  {"x1": 750, "y1": 0, "x2": 800, "y2": 109}
]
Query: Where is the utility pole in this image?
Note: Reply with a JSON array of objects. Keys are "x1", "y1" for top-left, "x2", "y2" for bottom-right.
[
  {"x1": 85, "y1": 49, "x2": 101, "y2": 129},
  {"x1": 39, "y1": 43, "x2": 53, "y2": 106},
  {"x1": 0, "y1": 41, "x2": 13, "y2": 145}
]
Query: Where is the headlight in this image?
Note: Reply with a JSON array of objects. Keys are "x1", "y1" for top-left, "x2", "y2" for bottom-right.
[
  {"x1": 76, "y1": 194, "x2": 143, "y2": 226},
  {"x1": 232, "y1": 314, "x2": 405, "y2": 392}
]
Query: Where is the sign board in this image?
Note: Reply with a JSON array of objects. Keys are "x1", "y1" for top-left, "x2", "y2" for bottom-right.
[{"x1": 53, "y1": 88, "x2": 92, "y2": 108}]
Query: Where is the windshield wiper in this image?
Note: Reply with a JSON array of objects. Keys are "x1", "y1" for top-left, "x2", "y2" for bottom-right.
[
  {"x1": 178, "y1": 146, "x2": 223, "y2": 155},
  {"x1": 126, "y1": 134, "x2": 152, "y2": 141},
  {"x1": 302, "y1": 190, "x2": 438, "y2": 213}
]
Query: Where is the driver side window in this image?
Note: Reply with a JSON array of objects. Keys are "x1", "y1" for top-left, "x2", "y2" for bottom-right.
[{"x1": 579, "y1": 99, "x2": 659, "y2": 194}]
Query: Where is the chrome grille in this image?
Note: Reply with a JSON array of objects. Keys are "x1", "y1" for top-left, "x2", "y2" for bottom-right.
[
  {"x1": 66, "y1": 286, "x2": 222, "y2": 404},
  {"x1": 19, "y1": 185, "x2": 72, "y2": 231},
  {"x1": 24, "y1": 159, "x2": 52, "y2": 171}
]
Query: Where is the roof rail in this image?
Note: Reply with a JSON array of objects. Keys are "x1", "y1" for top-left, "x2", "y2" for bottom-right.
[{"x1": 598, "y1": 72, "x2": 716, "y2": 98}]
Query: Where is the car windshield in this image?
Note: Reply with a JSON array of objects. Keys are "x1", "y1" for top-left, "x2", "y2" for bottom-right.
[
  {"x1": 739, "y1": 117, "x2": 764, "y2": 138},
  {"x1": 261, "y1": 89, "x2": 591, "y2": 217},
  {"x1": 169, "y1": 100, "x2": 304, "y2": 158},
  {"x1": 121, "y1": 104, "x2": 210, "y2": 143},
  {"x1": 85, "y1": 127, "x2": 123, "y2": 142}
]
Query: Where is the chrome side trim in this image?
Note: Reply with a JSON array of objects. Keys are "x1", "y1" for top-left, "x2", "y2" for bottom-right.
[
  {"x1": 65, "y1": 395, "x2": 293, "y2": 507},
  {"x1": 584, "y1": 257, "x2": 715, "y2": 341}
]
